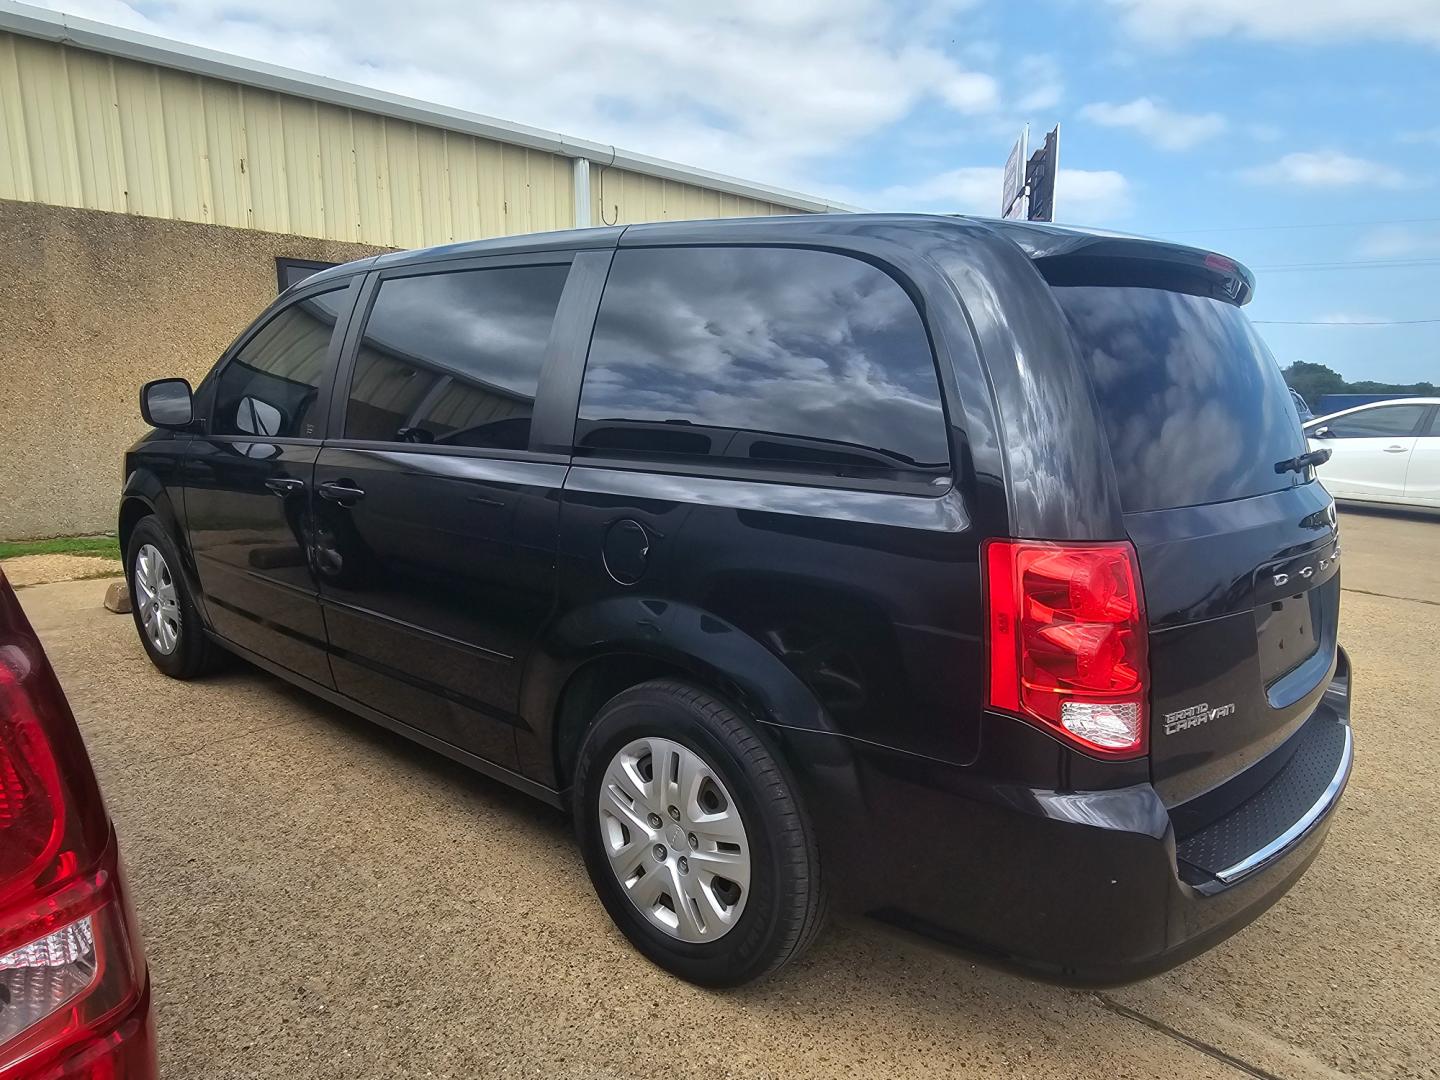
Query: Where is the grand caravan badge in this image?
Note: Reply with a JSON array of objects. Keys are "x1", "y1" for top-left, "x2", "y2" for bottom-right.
[{"x1": 1163, "y1": 701, "x2": 1236, "y2": 735}]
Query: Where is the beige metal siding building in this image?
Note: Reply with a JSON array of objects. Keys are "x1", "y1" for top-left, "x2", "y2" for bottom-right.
[{"x1": 0, "y1": 1, "x2": 853, "y2": 538}]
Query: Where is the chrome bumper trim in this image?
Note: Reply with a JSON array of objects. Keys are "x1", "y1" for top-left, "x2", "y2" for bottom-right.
[{"x1": 1215, "y1": 725, "x2": 1352, "y2": 884}]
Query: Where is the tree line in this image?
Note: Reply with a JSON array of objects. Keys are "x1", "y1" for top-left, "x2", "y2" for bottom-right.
[{"x1": 1281, "y1": 361, "x2": 1436, "y2": 409}]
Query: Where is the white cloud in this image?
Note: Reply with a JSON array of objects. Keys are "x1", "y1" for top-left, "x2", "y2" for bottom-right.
[
  {"x1": 1048, "y1": 169, "x2": 1134, "y2": 222},
  {"x1": 874, "y1": 166, "x2": 1131, "y2": 222},
  {"x1": 1079, "y1": 97, "x2": 1226, "y2": 150},
  {"x1": 1014, "y1": 54, "x2": 1064, "y2": 113},
  {"x1": 38, "y1": 0, "x2": 1011, "y2": 189},
  {"x1": 1241, "y1": 151, "x2": 1410, "y2": 189},
  {"x1": 1356, "y1": 226, "x2": 1440, "y2": 258},
  {"x1": 875, "y1": 167, "x2": 1003, "y2": 214},
  {"x1": 1103, "y1": 0, "x2": 1440, "y2": 48}
]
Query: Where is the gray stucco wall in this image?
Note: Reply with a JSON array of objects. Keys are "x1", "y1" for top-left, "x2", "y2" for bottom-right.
[{"x1": 0, "y1": 200, "x2": 388, "y2": 539}]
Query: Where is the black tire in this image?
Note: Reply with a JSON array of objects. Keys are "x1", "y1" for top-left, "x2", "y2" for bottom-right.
[
  {"x1": 573, "y1": 678, "x2": 827, "y2": 987},
  {"x1": 125, "y1": 516, "x2": 218, "y2": 679}
]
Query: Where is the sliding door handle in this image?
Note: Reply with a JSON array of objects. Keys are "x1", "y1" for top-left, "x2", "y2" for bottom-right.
[
  {"x1": 317, "y1": 481, "x2": 366, "y2": 505},
  {"x1": 264, "y1": 477, "x2": 306, "y2": 496}
]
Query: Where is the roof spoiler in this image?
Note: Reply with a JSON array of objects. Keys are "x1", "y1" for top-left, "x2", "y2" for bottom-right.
[
  {"x1": 1034, "y1": 246, "x2": 1255, "y2": 306},
  {"x1": 967, "y1": 219, "x2": 1256, "y2": 306}
]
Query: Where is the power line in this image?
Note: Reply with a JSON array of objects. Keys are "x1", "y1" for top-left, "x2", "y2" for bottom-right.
[
  {"x1": 1252, "y1": 318, "x2": 1440, "y2": 326},
  {"x1": 1170, "y1": 215, "x2": 1440, "y2": 235},
  {"x1": 1252, "y1": 257, "x2": 1440, "y2": 272}
]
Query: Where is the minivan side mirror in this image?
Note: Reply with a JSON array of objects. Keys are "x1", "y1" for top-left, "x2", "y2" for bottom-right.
[
  {"x1": 1310, "y1": 425, "x2": 1333, "y2": 439},
  {"x1": 140, "y1": 378, "x2": 195, "y2": 429}
]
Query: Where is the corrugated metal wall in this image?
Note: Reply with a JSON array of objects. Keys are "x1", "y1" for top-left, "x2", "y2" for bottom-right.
[
  {"x1": 0, "y1": 31, "x2": 573, "y2": 245},
  {"x1": 0, "y1": 31, "x2": 790, "y2": 247},
  {"x1": 589, "y1": 165, "x2": 793, "y2": 224}
]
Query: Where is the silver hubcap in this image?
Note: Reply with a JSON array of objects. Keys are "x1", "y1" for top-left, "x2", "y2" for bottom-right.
[
  {"x1": 133, "y1": 543, "x2": 181, "y2": 655},
  {"x1": 598, "y1": 737, "x2": 751, "y2": 942}
]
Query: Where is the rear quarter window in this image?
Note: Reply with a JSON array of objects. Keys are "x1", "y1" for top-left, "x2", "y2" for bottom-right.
[
  {"x1": 576, "y1": 246, "x2": 950, "y2": 483},
  {"x1": 1052, "y1": 285, "x2": 1306, "y2": 513}
]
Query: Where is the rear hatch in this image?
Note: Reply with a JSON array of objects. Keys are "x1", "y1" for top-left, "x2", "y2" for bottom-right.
[{"x1": 1044, "y1": 254, "x2": 1340, "y2": 810}]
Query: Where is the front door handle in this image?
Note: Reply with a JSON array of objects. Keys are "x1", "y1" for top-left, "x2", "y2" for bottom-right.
[
  {"x1": 264, "y1": 477, "x2": 306, "y2": 496},
  {"x1": 1384, "y1": 445, "x2": 1410, "y2": 453},
  {"x1": 317, "y1": 481, "x2": 366, "y2": 505}
]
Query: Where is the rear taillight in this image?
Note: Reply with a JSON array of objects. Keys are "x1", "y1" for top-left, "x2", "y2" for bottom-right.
[
  {"x1": 0, "y1": 659, "x2": 66, "y2": 910},
  {"x1": 984, "y1": 539, "x2": 1149, "y2": 759},
  {"x1": 0, "y1": 578, "x2": 153, "y2": 1079}
]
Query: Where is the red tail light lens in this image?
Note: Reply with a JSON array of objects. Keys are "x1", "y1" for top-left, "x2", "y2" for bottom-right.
[
  {"x1": 0, "y1": 662, "x2": 66, "y2": 908},
  {"x1": 984, "y1": 540, "x2": 1149, "y2": 758},
  {"x1": 0, "y1": 574, "x2": 153, "y2": 1079}
]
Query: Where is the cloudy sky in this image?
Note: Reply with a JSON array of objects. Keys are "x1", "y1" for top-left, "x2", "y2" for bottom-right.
[{"x1": 40, "y1": 0, "x2": 1440, "y2": 383}]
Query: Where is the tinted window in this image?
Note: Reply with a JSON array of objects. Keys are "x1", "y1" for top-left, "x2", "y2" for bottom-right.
[
  {"x1": 1428, "y1": 410, "x2": 1440, "y2": 437},
  {"x1": 577, "y1": 247, "x2": 948, "y2": 478},
  {"x1": 1323, "y1": 404, "x2": 1427, "y2": 438},
  {"x1": 344, "y1": 265, "x2": 568, "y2": 451},
  {"x1": 213, "y1": 288, "x2": 348, "y2": 439},
  {"x1": 1053, "y1": 286, "x2": 1305, "y2": 513}
]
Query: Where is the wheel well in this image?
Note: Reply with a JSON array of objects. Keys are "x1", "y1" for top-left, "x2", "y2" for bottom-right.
[
  {"x1": 552, "y1": 653, "x2": 764, "y2": 788},
  {"x1": 117, "y1": 498, "x2": 153, "y2": 559}
]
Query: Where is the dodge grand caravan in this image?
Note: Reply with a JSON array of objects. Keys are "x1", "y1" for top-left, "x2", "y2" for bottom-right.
[{"x1": 121, "y1": 214, "x2": 1352, "y2": 988}]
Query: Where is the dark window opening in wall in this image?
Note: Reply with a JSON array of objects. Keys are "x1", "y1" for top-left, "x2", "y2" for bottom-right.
[{"x1": 276, "y1": 258, "x2": 338, "y2": 292}]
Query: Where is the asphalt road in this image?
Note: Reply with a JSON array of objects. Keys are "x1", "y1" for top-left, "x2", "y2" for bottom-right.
[{"x1": 15, "y1": 506, "x2": 1440, "y2": 1079}]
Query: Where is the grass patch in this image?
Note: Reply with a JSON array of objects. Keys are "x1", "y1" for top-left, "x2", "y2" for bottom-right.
[{"x1": 0, "y1": 535, "x2": 122, "y2": 561}]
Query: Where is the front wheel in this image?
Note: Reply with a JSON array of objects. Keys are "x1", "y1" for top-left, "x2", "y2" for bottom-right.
[
  {"x1": 573, "y1": 679, "x2": 826, "y2": 987},
  {"x1": 126, "y1": 517, "x2": 217, "y2": 679}
]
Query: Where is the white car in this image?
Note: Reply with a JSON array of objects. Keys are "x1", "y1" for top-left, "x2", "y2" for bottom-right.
[{"x1": 1305, "y1": 397, "x2": 1440, "y2": 509}]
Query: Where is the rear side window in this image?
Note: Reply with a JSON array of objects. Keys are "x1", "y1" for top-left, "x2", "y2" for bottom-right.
[
  {"x1": 1323, "y1": 404, "x2": 1428, "y2": 438},
  {"x1": 576, "y1": 247, "x2": 949, "y2": 480},
  {"x1": 344, "y1": 265, "x2": 569, "y2": 451},
  {"x1": 213, "y1": 288, "x2": 348, "y2": 439},
  {"x1": 1052, "y1": 286, "x2": 1306, "y2": 513}
]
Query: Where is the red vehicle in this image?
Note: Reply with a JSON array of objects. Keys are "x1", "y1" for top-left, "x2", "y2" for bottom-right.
[{"x1": 0, "y1": 568, "x2": 155, "y2": 1079}]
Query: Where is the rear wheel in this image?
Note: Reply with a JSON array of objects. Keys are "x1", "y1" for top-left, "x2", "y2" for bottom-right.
[
  {"x1": 573, "y1": 679, "x2": 826, "y2": 987},
  {"x1": 126, "y1": 517, "x2": 217, "y2": 679}
]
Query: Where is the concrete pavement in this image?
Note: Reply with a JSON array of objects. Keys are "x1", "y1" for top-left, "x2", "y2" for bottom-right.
[{"x1": 14, "y1": 506, "x2": 1438, "y2": 1079}]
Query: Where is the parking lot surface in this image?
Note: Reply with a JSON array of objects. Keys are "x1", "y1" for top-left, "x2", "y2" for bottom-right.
[{"x1": 15, "y1": 506, "x2": 1439, "y2": 1079}]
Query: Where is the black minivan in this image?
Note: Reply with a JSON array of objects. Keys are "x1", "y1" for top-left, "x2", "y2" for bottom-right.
[{"x1": 122, "y1": 214, "x2": 1351, "y2": 988}]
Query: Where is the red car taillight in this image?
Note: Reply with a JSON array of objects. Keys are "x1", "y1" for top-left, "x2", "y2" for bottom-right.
[
  {"x1": 0, "y1": 575, "x2": 154, "y2": 1080},
  {"x1": 984, "y1": 539, "x2": 1149, "y2": 759},
  {"x1": 0, "y1": 665, "x2": 66, "y2": 907}
]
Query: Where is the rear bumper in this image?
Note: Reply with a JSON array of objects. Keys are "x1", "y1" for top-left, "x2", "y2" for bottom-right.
[{"x1": 774, "y1": 649, "x2": 1353, "y2": 986}]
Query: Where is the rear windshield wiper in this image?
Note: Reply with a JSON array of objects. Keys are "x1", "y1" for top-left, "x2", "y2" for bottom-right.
[{"x1": 1274, "y1": 448, "x2": 1331, "y2": 475}]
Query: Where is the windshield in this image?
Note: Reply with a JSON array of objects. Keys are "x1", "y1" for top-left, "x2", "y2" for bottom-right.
[{"x1": 1052, "y1": 285, "x2": 1307, "y2": 514}]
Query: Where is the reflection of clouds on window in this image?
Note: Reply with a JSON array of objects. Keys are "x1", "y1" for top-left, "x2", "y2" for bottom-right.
[
  {"x1": 358, "y1": 267, "x2": 565, "y2": 394},
  {"x1": 345, "y1": 265, "x2": 567, "y2": 450},
  {"x1": 579, "y1": 248, "x2": 949, "y2": 472},
  {"x1": 1054, "y1": 286, "x2": 1302, "y2": 513}
]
